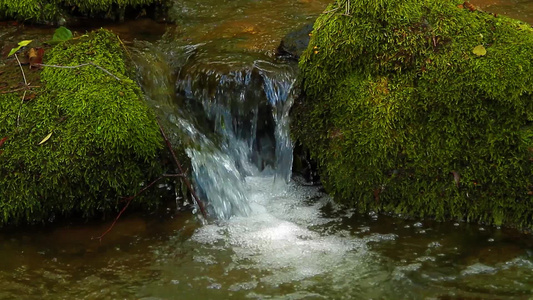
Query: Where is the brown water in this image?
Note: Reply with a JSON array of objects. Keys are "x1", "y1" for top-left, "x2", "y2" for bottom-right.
[
  {"x1": 1, "y1": 0, "x2": 532, "y2": 299},
  {"x1": 472, "y1": 0, "x2": 533, "y2": 24},
  {"x1": 0, "y1": 180, "x2": 531, "y2": 299}
]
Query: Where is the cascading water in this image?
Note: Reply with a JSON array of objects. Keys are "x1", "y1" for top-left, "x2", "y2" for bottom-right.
[{"x1": 174, "y1": 57, "x2": 298, "y2": 219}]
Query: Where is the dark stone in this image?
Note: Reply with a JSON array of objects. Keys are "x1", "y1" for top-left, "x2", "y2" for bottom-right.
[{"x1": 277, "y1": 23, "x2": 313, "y2": 59}]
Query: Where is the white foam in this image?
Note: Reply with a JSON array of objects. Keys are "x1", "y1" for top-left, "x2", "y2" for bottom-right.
[{"x1": 191, "y1": 175, "x2": 369, "y2": 287}]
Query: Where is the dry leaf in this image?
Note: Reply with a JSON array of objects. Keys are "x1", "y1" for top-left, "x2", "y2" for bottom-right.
[
  {"x1": 38, "y1": 131, "x2": 53, "y2": 145},
  {"x1": 24, "y1": 93, "x2": 36, "y2": 101},
  {"x1": 28, "y1": 48, "x2": 37, "y2": 60},
  {"x1": 463, "y1": 2, "x2": 477, "y2": 11},
  {"x1": 29, "y1": 48, "x2": 44, "y2": 69}
]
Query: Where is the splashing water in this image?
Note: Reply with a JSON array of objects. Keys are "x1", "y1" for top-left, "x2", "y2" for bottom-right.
[{"x1": 174, "y1": 57, "x2": 298, "y2": 219}]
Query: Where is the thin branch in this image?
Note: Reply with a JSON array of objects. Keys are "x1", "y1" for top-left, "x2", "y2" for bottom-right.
[
  {"x1": 157, "y1": 119, "x2": 209, "y2": 219},
  {"x1": 322, "y1": 7, "x2": 340, "y2": 14},
  {"x1": 0, "y1": 85, "x2": 41, "y2": 94},
  {"x1": 14, "y1": 54, "x2": 29, "y2": 127},
  {"x1": 36, "y1": 62, "x2": 122, "y2": 81},
  {"x1": 16, "y1": 90, "x2": 26, "y2": 126},
  {"x1": 94, "y1": 173, "x2": 186, "y2": 241},
  {"x1": 14, "y1": 54, "x2": 28, "y2": 86},
  {"x1": 117, "y1": 36, "x2": 134, "y2": 63}
]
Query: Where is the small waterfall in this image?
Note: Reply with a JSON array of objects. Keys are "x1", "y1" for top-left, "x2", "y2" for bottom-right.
[
  {"x1": 132, "y1": 40, "x2": 297, "y2": 219},
  {"x1": 256, "y1": 60, "x2": 296, "y2": 184},
  {"x1": 175, "y1": 58, "x2": 298, "y2": 219}
]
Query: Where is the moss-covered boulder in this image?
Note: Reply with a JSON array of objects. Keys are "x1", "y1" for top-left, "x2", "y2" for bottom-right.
[
  {"x1": 0, "y1": 29, "x2": 164, "y2": 226},
  {"x1": 293, "y1": 0, "x2": 533, "y2": 229},
  {"x1": 0, "y1": 0, "x2": 163, "y2": 23}
]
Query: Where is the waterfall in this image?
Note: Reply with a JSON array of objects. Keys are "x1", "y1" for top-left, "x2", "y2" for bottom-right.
[{"x1": 175, "y1": 58, "x2": 298, "y2": 219}]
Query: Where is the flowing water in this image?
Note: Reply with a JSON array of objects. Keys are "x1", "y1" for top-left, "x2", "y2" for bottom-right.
[{"x1": 1, "y1": 0, "x2": 533, "y2": 299}]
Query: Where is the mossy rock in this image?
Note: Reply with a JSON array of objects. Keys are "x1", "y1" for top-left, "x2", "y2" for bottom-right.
[
  {"x1": 0, "y1": 29, "x2": 165, "y2": 227},
  {"x1": 0, "y1": 0, "x2": 163, "y2": 23},
  {"x1": 293, "y1": 0, "x2": 533, "y2": 229}
]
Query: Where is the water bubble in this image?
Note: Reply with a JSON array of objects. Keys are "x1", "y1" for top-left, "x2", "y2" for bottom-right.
[
  {"x1": 428, "y1": 242, "x2": 442, "y2": 248},
  {"x1": 207, "y1": 283, "x2": 222, "y2": 289}
]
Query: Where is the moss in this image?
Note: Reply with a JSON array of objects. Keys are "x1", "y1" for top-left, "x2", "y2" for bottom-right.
[
  {"x1": 0, "y1": 29, "x2": 164, "y2": 227},
  {"x1": 293, "y1": 0, "x2": 533, "y2": 229},
  {"x1": 0, "y1": 0, "x2": 161, "y2": 22}
]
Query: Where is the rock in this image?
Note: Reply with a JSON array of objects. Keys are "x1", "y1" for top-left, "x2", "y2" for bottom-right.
[
  {"x1": 0, "y1": 30, "x2": 166, "y2": 227},
  {"x1": 292, "y1": 0, "x2": 533, "y2": 230},
  {"x1": 277, "y1": 23, "x2": 313, "y2": 59}
]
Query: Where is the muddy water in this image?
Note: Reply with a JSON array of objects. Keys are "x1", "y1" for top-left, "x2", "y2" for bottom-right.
[{"x1": 0, "y1": 0, "x2": 532, "y2": 299}]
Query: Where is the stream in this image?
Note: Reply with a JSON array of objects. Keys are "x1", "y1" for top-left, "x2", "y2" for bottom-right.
[{"x1": 0, "y1": 0, "x2": 532, "y2": 299}]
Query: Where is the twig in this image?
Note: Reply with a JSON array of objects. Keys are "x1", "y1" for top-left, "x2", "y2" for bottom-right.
[
  {"x1": 94, "y1": 173, "x2": 186, "y2": 241},
  {"x1": 0, "y1": 85, "x2": 41, "y2": 94},
  {"x1": 36, "y1": 62, "x2": 122, "y2": 81},
  {"x1": 345, "y1": 0, "x2": 351, "y2": 16},
  {"x1": 117, "y1": 36, "x2": 134, "y2": 63},
  {"x1": 157, "y1": 119, "x2": 208, "y2": 219},
  {"x1": 322, "y1": 7, "x2": 340, "y2": 14},
  {"x1": 14, "y1": 54, "x2": 28, "y2": 86},
  {"x1": 14, "y1": 54, "x2": 29, "y2": 127}
]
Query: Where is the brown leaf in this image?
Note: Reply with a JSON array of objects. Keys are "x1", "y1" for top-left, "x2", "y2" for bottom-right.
[
  {"x1": 24, "y1": 93, "x2": 36, "y2": 101},
  {"x1": 0, "y1": 136, "x2": 7, "y2": 148},
  {"x1": 29, "y1": 48, "x2": 44, "y2": 69},
  {"x1": 463, "y1": 2, "x2": 477, "y2": 12},
  {"x1": 28, "y1": 48, "x2": 37, "y2": 60}
]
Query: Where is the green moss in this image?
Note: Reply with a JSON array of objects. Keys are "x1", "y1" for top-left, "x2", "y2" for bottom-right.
[
  {"x1": 0, "y1": 0, "x2": 160, "y2": 22},
  {"x1": 0, "y1": 29, "x2": 164, "y2": 226},
  {"x1": 293, "y1": 0, "x2": 533, "y2": 229}
]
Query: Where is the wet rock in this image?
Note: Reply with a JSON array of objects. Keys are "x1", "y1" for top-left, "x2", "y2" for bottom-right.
[{"x1": 277, "y1": 23, "x2": 313, "y2": 59}]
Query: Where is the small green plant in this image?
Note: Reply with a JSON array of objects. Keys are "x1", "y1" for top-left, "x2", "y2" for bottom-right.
[
  {"x1": 47, "y1": 26, "x2": 73, "y2": 44},
  {"x1": 8, "y1": 40, "x2": 32, "y2": 56}
]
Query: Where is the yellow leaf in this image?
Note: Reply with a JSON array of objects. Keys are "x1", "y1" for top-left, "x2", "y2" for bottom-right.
[
  {"x1": 38, "y1": 131, "x2": 53, "y2": 145},
  {"x1": 473, "y1": 45, "x2": 486, "y2": 56}
]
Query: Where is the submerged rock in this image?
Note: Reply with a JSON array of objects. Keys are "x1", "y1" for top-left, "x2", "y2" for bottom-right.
[
  {"x1": 292, "y1": 0, "x2": 533, "y2": 229},
  {"x1": 0, "y1": 29, "x2": 167, "y2": 227}
]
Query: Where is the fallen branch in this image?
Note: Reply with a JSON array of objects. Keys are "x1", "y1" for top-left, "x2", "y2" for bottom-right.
[
  {"x1": 0, "y1": 85, "x2": 41, "y2": 94},
  {"x1": 36, "y1": 62, "x2": 122, "y2": 81},
  {"x1": 157, "y1": 119, "x2": 208, "y2": 219},
  {"x1": 14, "y1": 54, "x2": 29, "y2": 127},
  {"x1": 94, "y1": 173, "x2": 185, "y2": 241}
]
